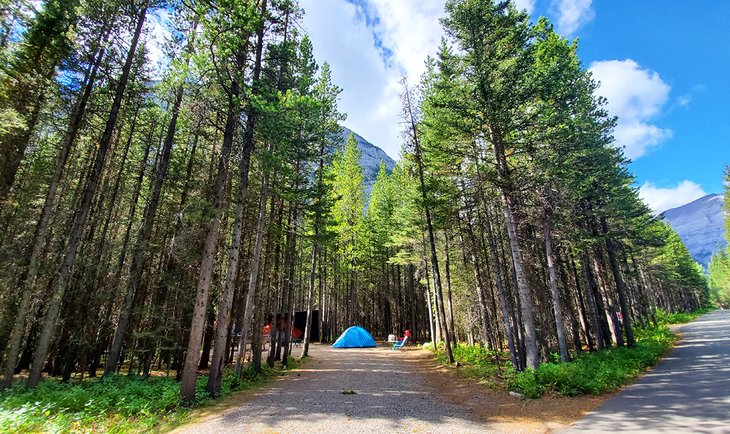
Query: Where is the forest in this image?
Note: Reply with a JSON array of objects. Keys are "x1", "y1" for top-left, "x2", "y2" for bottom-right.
[
  {"x1": 0, "y1": 0, "x2": 711, "y2": 408},
  {"x1": 709, "y1": 168, "x2": 730, "y2": 307}
]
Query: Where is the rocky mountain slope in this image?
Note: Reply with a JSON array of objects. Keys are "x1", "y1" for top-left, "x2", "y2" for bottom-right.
[
  {"x1": 661, "y1": 194, "x2": 726, "y2": 268},
  {"x1": 336, "y1": 126, "x2": 397, "y2": 197}
]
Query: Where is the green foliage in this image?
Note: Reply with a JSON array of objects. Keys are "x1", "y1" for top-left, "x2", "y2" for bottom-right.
[
  {"x1": 652, "y1": 307, "x2": 710, "y2": 325},
  {"x1": 329, "y1": 132, "x2": 365, "y2": 269},
  {"x1": 647, "y1": 221, "x2": 710, "y2": 306},
  {"x1": 510, "y1": 308, "x2": 709, "y2": 398},
  {"x1": 510, "y1": 325, "x2": 675, "y2": 398},
  {"x1": 432, "y1": 343, "x2": 512, "y2": 389},
  {"x1": 709, "y1": 249, "x2": 730, "y2": 307},
  {"x1": 708, "y1": 166, "x2": 730, "y2": 307},
  {"x1": 431, "y1": 309, "x2": 708, "y2": 400},
  {"x1": 0, "y1": 365, "x2": 283, "y2": 433}
]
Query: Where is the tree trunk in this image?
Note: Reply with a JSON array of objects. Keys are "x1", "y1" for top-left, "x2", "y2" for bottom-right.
[
  {"x1": 179, "y1": 82, "x2": 238, "y2": 403},
  {"x1": 483, "y1": 205, "x2": 520, "y2": 370},
  {"x1": 543, "y1": 215, "x2": 569, "y2": 362},
  {"x1": 1, "y1": 30, "x2": 108, "y2": 388},
  {"x1": 281, "y1": 199, "x2": 299, "y2": 368},
  {"x1": 233, "y1": 168, "x2": 270, "y2": 376},
  {"x1": 205, "y1": 1, "x2": 266, "y2": 391},
  {"x1": 26, "y1": 3, "x2": 148, "y2": 388},
  {"x1": 444, "y1": 232, "x2": 456, "y2": 344},
  {"x1": 489, "y1": 128, "x2": 539, "y2": 370},
  {"x1": 601, "y1": 217, "x2": 635, "y2": 346},
  {"x1": 104, "y1": 21, "x2": 196, "y2": 375},
  {"x1": 581, "y1": 253, "x2": 606, "y2": 350},
  {"x1": 401, "y1": 77, "x2": 453, "y2": 362}
]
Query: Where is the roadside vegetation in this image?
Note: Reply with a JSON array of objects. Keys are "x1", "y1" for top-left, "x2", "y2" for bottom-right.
[
  {"x1": 432, "y1": 308, "x2": 711, "y2": 399},
  {"x1": 0, "y1": 359, "x2": 299, "y2": 433}
]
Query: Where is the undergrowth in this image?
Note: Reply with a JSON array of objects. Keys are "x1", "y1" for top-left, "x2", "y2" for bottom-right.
[
  {"x1": 0, "y1": 361, "x2": 298, "y2": 433},
  {"x1": 432, "y1": 308, "x2": 709, "y2": 399},
  {"x1": 433, "y1": 343, "x2": 512, "y2": 389}
]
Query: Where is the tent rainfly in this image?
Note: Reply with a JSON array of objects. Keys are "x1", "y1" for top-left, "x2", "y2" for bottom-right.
[{"x1": 331, "y1": 326, "x2": 377, "y2": 348}]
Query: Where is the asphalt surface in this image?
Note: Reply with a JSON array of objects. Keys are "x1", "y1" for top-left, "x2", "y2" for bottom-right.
[{"x1": 564, "y1": 309, "x2": 730, "y2": 433}]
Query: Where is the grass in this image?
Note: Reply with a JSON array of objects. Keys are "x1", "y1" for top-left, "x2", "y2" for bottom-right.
[
  {"x1": 432, "y1": 343, "x2": 513, "y2": 389},
  {"x1": 0, "y1": 359, "x2": 302, "y2": 433},
  {"x1": 431, "y1": 308, "x2": 710, "y2": 399}
]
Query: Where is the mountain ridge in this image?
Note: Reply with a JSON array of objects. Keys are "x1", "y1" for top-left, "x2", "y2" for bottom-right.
[
  {"x1": 336, "y1": 126, "x2": 397, "y2": 197},
  {"x1": 660, "y1": 193, "x2": 726, "y2": 268}
]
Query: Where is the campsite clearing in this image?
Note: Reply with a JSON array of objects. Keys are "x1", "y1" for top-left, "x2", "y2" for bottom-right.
[{"x1": 173, "y1": 344, "x2": 605, "y2": 433}]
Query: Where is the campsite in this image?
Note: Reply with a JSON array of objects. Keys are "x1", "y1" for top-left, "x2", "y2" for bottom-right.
[{"x1": 1, "y1": 0, "x2": 728, "y2": 432}]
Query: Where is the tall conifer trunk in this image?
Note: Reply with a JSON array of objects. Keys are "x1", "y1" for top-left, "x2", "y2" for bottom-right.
[
  {"x1": 105, "y1": 19, "x2": 198, "y2": 376},
  {"x1": 233, "y1": 168, "x2": 270, "y2": 376},
  {"x1": 401, "y1": 77, "x2": 454, "y2": 363},
  {"x1": 1, "y1": 30, "x2": 108, "y2": 388},
  {"x1": 179, "y1": 82, "x2": 238, "y2": 401},
  {"x1": 26, "y1": 2, "x2": 148, "y2": 388},
  {"x1": 543, "y1": 215, "x2": 569, "y2": 362},
  {"x1": 206, "y1": 1, "x2": 266, "y2": 393},
  {"x1": 601, "y1": 217, "x2": 635, "y2": 346}
]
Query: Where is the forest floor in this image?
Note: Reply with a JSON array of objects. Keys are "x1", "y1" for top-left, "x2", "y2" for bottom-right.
[{"x1": 172, "y1": 343, "x2": 607, "y2": 433}]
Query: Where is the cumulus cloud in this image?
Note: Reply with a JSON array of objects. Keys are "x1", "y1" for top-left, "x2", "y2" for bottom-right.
[
  {"x1": 552, "y1": 0, "x2": 594, "y2": 35},
  {"x1": 639, "y1": 180, "x2": 707, "y2": 214},
  {"x1": 589, "y1": 59, "x2": 672, "y2": 160},
  {"x1": 299, "y1": 0, "x2": 548, "y2": 159},
  {"x1": 144, "y1": 8, "x2": 172, "y2": 76},
  {"x1": 513, "y1": 0, "x2": 537, "y2": 14},
  {"x1": 301, "y1": 0, "x2": 451, "y2": 160}
]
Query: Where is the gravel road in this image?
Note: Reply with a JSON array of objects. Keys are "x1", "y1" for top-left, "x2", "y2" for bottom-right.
[{"x1": 174, "y1": 344, "x2": 489, "y2": 433}]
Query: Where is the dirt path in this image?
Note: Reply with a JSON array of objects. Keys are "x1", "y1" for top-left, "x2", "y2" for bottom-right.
[{"x1": 173, "y1": 344, "x2": 604, "y2": 433}]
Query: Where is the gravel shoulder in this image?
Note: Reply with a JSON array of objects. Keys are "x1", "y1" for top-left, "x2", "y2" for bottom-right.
[{"x1": 173, "y1": 344, "x2": 604, "y2": 433}]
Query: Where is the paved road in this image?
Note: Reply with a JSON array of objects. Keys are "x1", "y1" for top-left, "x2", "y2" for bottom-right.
[
  {"x1": 174, "y1": 344, "x2": 489, "y2": 433},
  {"x1": 564, "y1": 309, "x2": 730, "y2": 433}
]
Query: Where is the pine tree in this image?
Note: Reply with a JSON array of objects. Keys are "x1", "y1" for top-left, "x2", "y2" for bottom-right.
[
  {"x1": 330, "y1": 133, "x2": 364, "y2": 325},
  {"x1": 0, "y1": 0, "x2": 78, "y2": 202}
]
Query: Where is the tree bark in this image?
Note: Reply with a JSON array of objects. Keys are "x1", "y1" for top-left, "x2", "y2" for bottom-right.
[
  {"x1": 489, "y1": 128, "x2": 539, "y2": 370},
  {"x1": 26, "y1": 3, "x2": 148, "y2": 388},
  {"x1": 543, "y1": 216, "x2": 569, "y2": 362},
  {"x1": 401, "y1": 77, "x2": 453, "y2": 362},
  {"x1": 233, "y1": 167, "x2": 270, "y2": 376},
  {"x1": 104, "y1": 20, "x2": 197, "y2": 375},
  {"x1": 179, "y1": 83, "x2": 238, "y2": 403},
  {"x1": 443, "y1": 232, "x2": 456, "y2": 344},
  {"x1": 601, "y1": 217, "x2": 635, "y2": 346},
  {"x1": 205, "y1": 1, "x2": 266, "y2": 392},
  {"x1": 483, "y1": 204, "x2": 520, "y2": 370},
  {"x1": 1, "y1": 30, "x2": 107, "y2": 388}
]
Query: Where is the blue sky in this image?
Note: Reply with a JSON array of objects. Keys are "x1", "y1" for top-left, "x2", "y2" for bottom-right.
[{"x1": 300, "y1": 0, "x2": 728, "y2": 213}]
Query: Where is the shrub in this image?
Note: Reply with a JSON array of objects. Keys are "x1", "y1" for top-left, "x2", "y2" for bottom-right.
[
  {"x1": 0, "y1": 363, "x2": 289, "y2": 433},
  {"x1": 509, "y1": 323, "x2": 677, "y2": 398}
]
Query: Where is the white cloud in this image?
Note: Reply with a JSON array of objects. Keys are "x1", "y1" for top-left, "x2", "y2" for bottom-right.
[
  {"x1": 676, "y1": 94, "x2": 692, "y2": 107},
  {"x1": 589, "y1": 59, "x2": 672, "y2": 160},
  {"x1": 301, "y1": 0, "x2": 449, "y2": 160},
  {"x1": 639, "y1": 180, "x2": 707, "y2": 214},
  {"x1": 300, "y1": 0, "x2": 545, "y2": 160},
  {"x1": 145, "y1": 9, "x2": 172, "y2": 77},
  {"x1": 552, "y1": 0, "x2": 594, "y2": 35},
  {"x1": 513, "y1": 0, "x2": 537, "y2": 14}
]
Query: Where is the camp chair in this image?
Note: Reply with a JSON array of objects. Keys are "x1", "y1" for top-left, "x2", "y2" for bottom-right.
[{"x1": 392, "y1": 336, "x2": 408, "y2": 350}]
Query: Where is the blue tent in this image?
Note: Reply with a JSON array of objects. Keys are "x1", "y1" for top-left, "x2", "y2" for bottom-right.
[{"x1": 332, "y1": 326, "x2": 377, "y2": 348}]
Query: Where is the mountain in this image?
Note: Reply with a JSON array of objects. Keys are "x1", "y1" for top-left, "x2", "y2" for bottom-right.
[
  {"x1": 336, "y1": 126, "x2": 397, "y2": 197},
  {"x1": 660, "y1": 194, "x2": 726, "y2": 268}
]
